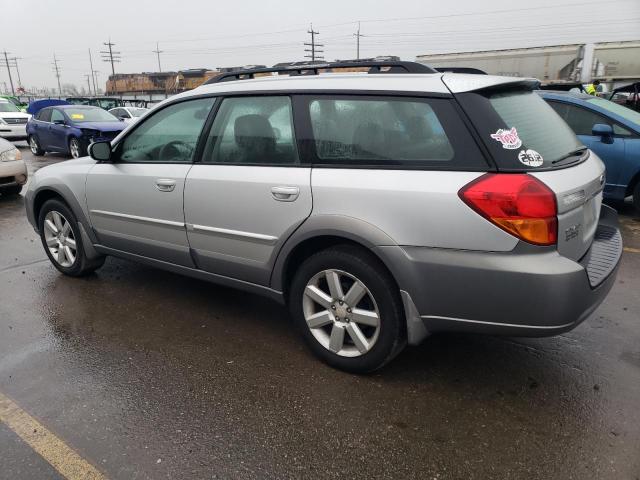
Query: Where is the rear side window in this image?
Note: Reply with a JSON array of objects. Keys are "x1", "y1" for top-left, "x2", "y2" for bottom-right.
[
  {"x1": 458, "y1": 89, "x2": 583, "y2": 171},
  {"x1": 301, "y1": 95, "x2": 488, "y2": 170}
]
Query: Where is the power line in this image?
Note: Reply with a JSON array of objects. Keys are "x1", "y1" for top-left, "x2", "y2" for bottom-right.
[
  {"x1": 52, "y1": 53, "x2": 62, "y2": 95},
  {"x1": 152, "y1": 41, "x2": 163, "y2": 72},
  {"x1": 304, "y1": 24, "x2": 324, "y2": 62},
  {"x1": 100, "y1": 39, "x2": 121, "y2": 76}
]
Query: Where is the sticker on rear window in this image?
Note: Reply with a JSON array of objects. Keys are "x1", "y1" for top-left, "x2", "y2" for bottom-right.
[
  {"x1": 518, "y1": 149, "x2": 544, "y2": 167},
  {"x1": 490, "y1": 127, "x2": 522, "y2": 150},
  {"x1": 70, "y1": 113, "x2": 84, "y2": 120}
]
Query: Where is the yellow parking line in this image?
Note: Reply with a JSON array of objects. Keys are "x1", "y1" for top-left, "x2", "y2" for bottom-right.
[
  {"x1": 624, "y1": 247, "x2": 640, "y2": 253},
  {"x1": 0, "y1": 391, "x2": 106, "y2": 480}
]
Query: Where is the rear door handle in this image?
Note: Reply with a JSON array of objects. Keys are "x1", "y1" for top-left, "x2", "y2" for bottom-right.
[
  {"x1": 155, "y1": 178, "x2": 176, "y2": 192},
  {"x1": 271, "y1": 186, "x2": 299, "y2": 202}
]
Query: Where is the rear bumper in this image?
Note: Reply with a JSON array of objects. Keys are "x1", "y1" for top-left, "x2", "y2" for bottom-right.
[{"x1": 377, "y1": 205, "x2": 622, "y2": 345}]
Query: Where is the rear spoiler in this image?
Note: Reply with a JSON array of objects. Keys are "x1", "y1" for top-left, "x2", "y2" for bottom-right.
[{"x1": 441, "y1": 73, "x2": 540, "y2": 93}]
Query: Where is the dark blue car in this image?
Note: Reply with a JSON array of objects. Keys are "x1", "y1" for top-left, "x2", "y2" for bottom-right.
[
  {"x1": 26, "y1": 105, "x2": 126, "y2": 159},
  {"x1": 539, "y1": 91, "x2": 640, "y2": 211}
]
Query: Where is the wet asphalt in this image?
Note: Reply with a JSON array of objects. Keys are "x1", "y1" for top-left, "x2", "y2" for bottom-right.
[{"x1": 1, "y1": 146, "x2": 639, "y2": 480}]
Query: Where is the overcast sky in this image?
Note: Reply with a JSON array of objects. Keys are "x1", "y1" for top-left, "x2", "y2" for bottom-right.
[{"x1": 2, "y1": 0, "x2": 639, "y2": 91}]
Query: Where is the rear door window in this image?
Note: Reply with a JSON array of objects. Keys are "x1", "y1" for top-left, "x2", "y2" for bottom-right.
[
  {"x1": 300, "y1": 95, "x2": 488, "y2": 170},
  {"x1": 38, "y1": 108, "x2": 52, "y2": 122},
  {"x1": 457, "y1": 89, "x2": 584, "y2": 171}
]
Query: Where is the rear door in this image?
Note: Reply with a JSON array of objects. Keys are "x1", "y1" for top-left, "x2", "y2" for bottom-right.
[
  {"x1": 33, "y1": 108, "x2": 52, "y2": 148},
  {"x1": 86, "y1": 97, "x2": 215, "y2": 266},
  {"x1": 184, "y1": 95, "x2": 312, "y2": 285}
]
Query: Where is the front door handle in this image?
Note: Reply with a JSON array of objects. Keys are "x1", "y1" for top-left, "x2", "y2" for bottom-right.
[
  {"x1": 155, "y1": 179, "x2": 176, "y2": 192},
  {"x1": 271, "y1": 186, "x2": 299, "y2": 202}
]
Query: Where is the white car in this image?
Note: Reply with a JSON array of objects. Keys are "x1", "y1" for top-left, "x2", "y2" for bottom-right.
[
  {"x1": 0, "y1": 137, "x2": 27, "y2": 196},
  {"x1": 0, "y1": 99, "x2": 31, "y2": 141},
  {"x1": 108, "y1": 106, "x2": 149, "y2": 125}
]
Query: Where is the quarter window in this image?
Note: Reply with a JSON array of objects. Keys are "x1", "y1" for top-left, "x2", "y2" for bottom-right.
[
  {"x1": 203, "y1": 96, "x2": 298, "y2": 165},
  {"x1": 117, "y1": 97, "x2": 215, "y2": 163},
  {"x1": 307, "y1": 97, "x2": 460, "y2": 165}
]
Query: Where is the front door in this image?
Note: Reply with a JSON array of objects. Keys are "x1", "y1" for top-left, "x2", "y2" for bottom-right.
[
  {"x1": 184, "y1": 95, "x2": 312, "y2": 285},
  {"x1": 48, "y1": 109, "x2": 68, "y2": 151},
  {"x1": 86, "y1": 97, "x2": 215, "y2": 267}
]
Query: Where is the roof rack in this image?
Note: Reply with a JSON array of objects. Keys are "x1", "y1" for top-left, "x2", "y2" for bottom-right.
[
  {"x1": 204, "y1": 61, "x2": 437, "y2": 85},
  {"x1": 435, "y1": 67, "x2": 487, "y2": 75}
]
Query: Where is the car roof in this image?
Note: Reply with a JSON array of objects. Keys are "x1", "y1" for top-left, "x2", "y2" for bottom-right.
[
  {"x1": 56, "y1": 105, "x2": 101, "y2": 110},
  {"x1": 183, "y1": 72, "x2": 538, "y2": 99},
  {"x1": 537, "y1": 90, "x2": 593, "y2": 100}
]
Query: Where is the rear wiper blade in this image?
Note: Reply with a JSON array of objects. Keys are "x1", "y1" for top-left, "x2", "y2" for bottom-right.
[{"x1": 552, "y1": 147, "x2": 588, "y2": 165}]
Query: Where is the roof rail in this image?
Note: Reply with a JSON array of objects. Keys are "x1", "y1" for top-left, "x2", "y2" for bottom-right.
[
  {"x1": 435, "y1": 67, "x2": 487, "y2": 75},
  {"x1": 204, "y1": 61, "x2": 437, "y2": 85}
]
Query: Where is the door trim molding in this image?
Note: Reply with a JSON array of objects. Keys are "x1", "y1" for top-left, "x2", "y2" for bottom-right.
[
  {"x1": 186, "y1": 223, "x2": 278, "y2": 244},
  {"x1": 90, "y1": 209, "x2": 185, "y2": 228}
]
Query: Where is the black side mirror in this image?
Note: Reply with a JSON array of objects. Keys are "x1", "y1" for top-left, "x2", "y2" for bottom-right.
[
  {"x1": 89, "y1": 141, "x2": 112, "y2": 162},
  {"x1": 592, "y1": 123, "x2": 614, "y2": 144},
  {"x1": 53, "y1": 119, "x2": 66, "y2": 125}
]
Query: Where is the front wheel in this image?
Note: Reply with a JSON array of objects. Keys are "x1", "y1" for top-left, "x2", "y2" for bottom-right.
[
  {"x1": 289, "y1": 245, "x2": 406, "y2": 373},
  {"x1": 68, "y1": 137, "x2": 84, "y2": 159},
  {"x1": 29, "y1": 135, "x2": 44, "y2": 156},
  {"x1": 38, "y1": 199, "x2": 105, "y2": 276}
]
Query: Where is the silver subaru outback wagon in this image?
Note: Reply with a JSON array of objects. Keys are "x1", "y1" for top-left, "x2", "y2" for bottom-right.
[{"x1": 25, "y1": 62, "x2": 622, "y2": 373}]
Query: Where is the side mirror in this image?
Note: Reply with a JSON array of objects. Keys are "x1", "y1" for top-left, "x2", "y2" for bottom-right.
[
  {"x1": 592, "y1": 123, "x2": 614, "y2": 144},
  {"x1": 53, "y1": 119, "x2": 66, "y2": 125},
  {"x1": 89, "y1": 141, "x2": 112, "y2": 162}
]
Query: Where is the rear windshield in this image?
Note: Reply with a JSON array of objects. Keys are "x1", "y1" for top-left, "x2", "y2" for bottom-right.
[{"x1": 458, "y1": 89, "x2": 584, "y2": 171}]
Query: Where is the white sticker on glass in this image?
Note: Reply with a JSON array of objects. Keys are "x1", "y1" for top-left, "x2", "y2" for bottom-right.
[{"x1": 518, "y1": 149, "x2": 544, "y2": 167}]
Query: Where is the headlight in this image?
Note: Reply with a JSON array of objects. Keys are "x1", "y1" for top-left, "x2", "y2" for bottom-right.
[{"x1": 0, "y1": 147, "x2": 21, "y2": 162}]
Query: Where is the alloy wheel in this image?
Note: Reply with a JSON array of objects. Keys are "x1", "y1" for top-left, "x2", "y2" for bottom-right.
[
  {"x1": 302, "y1": 269, "x2": 381, "y2": 357},
  {"x1": 69, "y1": 139, "x2": 80, "y2": 158},
  {"x1": 30, "y1": 137, "x2": 39, "y2": 155},
  {"x1": 43, "y1": 211, "x2": 77, "y2": 268}
]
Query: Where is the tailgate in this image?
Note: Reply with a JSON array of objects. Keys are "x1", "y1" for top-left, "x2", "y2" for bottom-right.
[{"x1": 530, "y1": 152, "x2": 606, "y2": 261}]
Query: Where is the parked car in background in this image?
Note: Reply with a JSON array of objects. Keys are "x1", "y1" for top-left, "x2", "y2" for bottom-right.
[
  {"x1": 66, "y1": 97, "x2": 124, "y2": 111},
  {"x1": 0, "y1": 137, "x2": 27, "y2": 196},
  {"x1": 0, "y1": 95, "x2": 28, "y2": 112},
  {"x1": 539, "y1": 91, "x2": 640, "y2": 211},
  {"x1": 0, "y1": 99, "x2": 31, "y2": 141},
  {"x1": 25, "y1": 64, "x2": 622, "y2": 372},
  {"x1": 26, "y1": 105, "x2": 126, "y2": 158},
  {"x1": 108, "y1": 106, "x2": 149, "y2": 124}
]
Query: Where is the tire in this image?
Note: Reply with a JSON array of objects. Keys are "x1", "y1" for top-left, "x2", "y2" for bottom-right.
[
  {"x1": 28, "y1": 135, "x2": 45, "y2": 156},
  {"x1": 68, "y1": 137, "x2": 84, "y2": 159},
  {"x1": 1, "y1": 185, "x2": 23, "y2": 196},
  {"x1": 38, "y1": 199, "x2": 105, "y2": 276},
  {"x1": 289, "y1": 245, "x2": 406, "y2": 373},
  {"x1": 633, "y1": 182, "x2": 640, "y2": 213}
]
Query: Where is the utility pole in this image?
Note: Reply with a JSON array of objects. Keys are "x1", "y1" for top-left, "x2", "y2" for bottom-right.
[
  {"x1": 52, "y1": 53, "x2": 62, "y2": 96},
  {"x1": 88, "y1": 48, "x2": 97, "y2": 95},
  {"x1": 10, "y1": 57, "x2": 23, "y2": 89},
  {"x1": 85, "y1": 74, "x2": 92, "y2": 95},
  {"x1": 354, "y1": 22, "x2": 365, "y2": 60},
  {"x1": 1, "y1": 51, "x2": 15, "y2": 96},
  {"x1": 100, "y1": 39, "x2": 120, "y2": 76},
  {"x1": 304, "y1": 24, "x2": 324, "y2": 62},
  {"x1": 152, "y1": 41, "x2": 163, "y2": 72}
]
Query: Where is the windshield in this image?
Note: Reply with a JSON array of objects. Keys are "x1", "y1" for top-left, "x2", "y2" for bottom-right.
[
  {"x1": 0, "y1": 102, "x2": 21, "y2": 113},
  {"x1": 457, "y1": 89, "x2": 584, "y2": 171},
  {"x1": 130, "y1": 108, "x2": 148, "y2": 117},
  {"x1": 65, "y1": 108, "x2": 119, "y2": 123},
  {"x1": 587, "y1": 97, "x2": 640, "y2": 126}
]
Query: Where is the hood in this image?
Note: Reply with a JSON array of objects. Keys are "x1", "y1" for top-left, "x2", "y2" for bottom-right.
[{"x1": 74, "y1": 121, "x2": 126, "y2": 132}]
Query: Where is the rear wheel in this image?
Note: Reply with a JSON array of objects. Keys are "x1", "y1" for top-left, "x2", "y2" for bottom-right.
[
  {"x1": 29, "y1": 135, "x2": 44, "y2": 156},
  {"x1": 69, "y1": 137, "x2": 83, "y2": 159},
  {"x1": 38, "y1": 199, "x2": 105, "y2": 276},
  {"x1": 289, "y1": 245, "x2": 406, "y2": 373}
]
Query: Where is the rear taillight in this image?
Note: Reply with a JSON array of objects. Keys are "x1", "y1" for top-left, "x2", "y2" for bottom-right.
[{"x1": 459, "y1": 173, "x2": 557, "y2": 246}]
